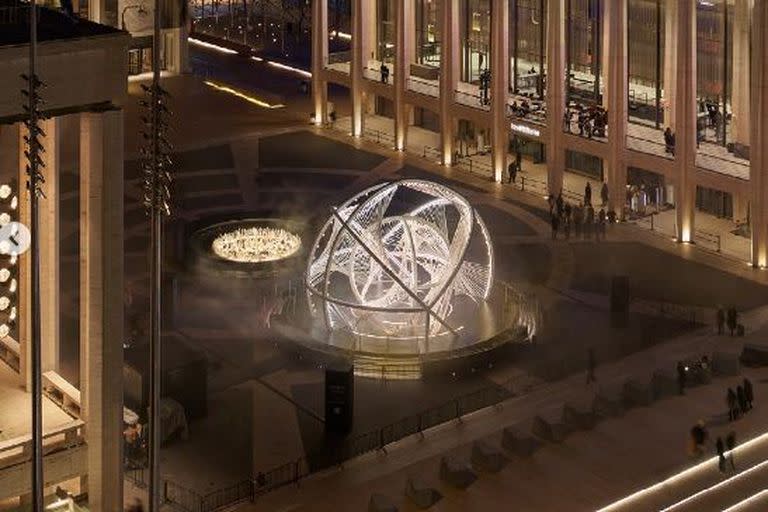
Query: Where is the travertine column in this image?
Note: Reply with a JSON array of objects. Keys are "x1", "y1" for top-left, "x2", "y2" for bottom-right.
[
  {"x1": 440, "y1": 0, "x2": 460, "y2": 165},
  {"x1": 351, "y1": 0, "x2": 372, "y2": 137},
  {"x1": 17, "y1": 123, "x2": 32, "y2": 391},
  {"x1": 663, "y1": 0, "x2": 678, "y2": 130},
  {"x1": 394, "y1": 0, "x2": 414, "y2": 150},
  {"x1": 546, "y1": 0, "x2": 566, "y2": 195},
  {"x1": 79, "y1": 110, "x2": 124, "y2": 512},
  {"x1": 605, "y1": 0, "x2": 628, "y2": 218},
  {"x1": 312, "y1": 0, "x2": 329, "y2": 125},
  {"x1": 750, "y1": 0, "x2": 768, "y2": 267},
  {"x1": 673, "y1": 0, "x2": 697, "y2": 243},
  {"x1": 490, "y1": 0, "x2": 509, "y2": 183},
  {"x1": 39, "y1": 117, "x2": 60, "y2": 373},
  {"x1": 731, "y1": 0, "x2": 751, "y2": 146}
]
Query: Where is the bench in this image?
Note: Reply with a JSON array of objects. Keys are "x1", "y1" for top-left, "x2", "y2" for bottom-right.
[
  {"x1": 562, "y1": 402, "x2": 597, "y2": 431},
  {"x1": 471, "y1": 440, "x2": 507, "y2": 473},
  {"x1": 502, "y1": 426, "x2": 541, "y2": 456},
  {"x1": 368, "y1": 493, "x2": 398, "y2": 512},
  {"x1": 531, "y1": 414, "x2": 570, "y2": 443},
  {"x1": 439, "y1": 456, "x2": 477, "y2": 489},
  {"x1": 405, "y1": 477, "x2": 441, "y2": 509},
  {"x1": 593, "y1": 388, "x2": 625, "y2": 418}
]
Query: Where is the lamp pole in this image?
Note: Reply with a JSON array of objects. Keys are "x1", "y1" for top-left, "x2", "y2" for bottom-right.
[{"x1": 23, "y1": 0, "x2": 46, "y2": 509}]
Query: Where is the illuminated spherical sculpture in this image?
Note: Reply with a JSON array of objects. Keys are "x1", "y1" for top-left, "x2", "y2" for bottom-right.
[
  {"x1": 306, "y1": 179, "x2": 494, "y2": 345},
  {"x1": 211, "y1": 226, "x2": 301, "y2": 263}
]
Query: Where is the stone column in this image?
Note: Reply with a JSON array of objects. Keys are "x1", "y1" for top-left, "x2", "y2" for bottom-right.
[
  {"x1": 731, "y1": 0, "x2": 751, "y2": 146},
  {"x1": 440, "y1": 0, "x2": 460, "y2": 166},
  {"x1": 546, "y1": 0, "x2": 566, "y2": 195},
  {"x1": 605, "y1": 0, "x2": 628, "y2": 218},
  {"x1": 39, "y1": 117, "x2": 60, "y2": 373},
  {"x1": 312, "y1": 0, "x2": 329, "y2": 125},
  {"x1": 17, "y1": 123, "x2": 32, "y2": 391},
  {"x1": 750, "y1": 0, "x2": 768, "y2": 267},
  {"x1": 490, "y1": 0, "x2": 509, "y2": 183},
  {"x1": 79, "y1": 110, "x2": 124, "y2": 512},
  {"x1": 351, "y1": 0, "x2": 372, "y2": 137},
  {"x1": 663, "y1": 0, "x2": 678, "y2": 130},
  {"x1": 673, "y1": 0, "x2": 697, "y2": 243},
  {"x1": 394, "y1": 0, "x2": 414, "y2": 151}
]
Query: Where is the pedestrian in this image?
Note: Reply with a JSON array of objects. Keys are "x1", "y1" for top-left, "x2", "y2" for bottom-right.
[
  {"x1": 586, "y1": 347, "x2": 596, "y2": 384},
  {"x1": 574, "y1": 204, "x2": 583, "y2": 238},
  {"x1": 744, "y1": 378, "x2": 754, "y2": 410},
  {"x1": 716, "y1": 437, "x2": 726, "y2": 473},
  {"x1": 380, "y1": 62, "x2": 389, "y2": 84},
  {"x1": 727, "y1": 387, "x2": 738, "y2": 421},
  {"x1": 726, "y1": 431, "x2": 737, "y2": 470},
  {"x1": 585, "y1": 205, "x2": 595, "y2": 240},
  {"x1": 716, "y1": 307, "x2": 725, "y2": 335},
  {"x1": 551, "y1": 213, "x2": 559, "y2": 240},
  {"x1": 507, "y1": 161, "x2": 516, "y2": 184},
  {"x1": 676, "y1": 361, "x2": 686, "y2": 395},
  {"x1": 556, "y1": 192, "x2": 564, "y2": 218},
  {"x1": 690, "y1": 420, "x2": 707, "y2": 456},
  {"x1": 584, "y1": 181, "x2": 592, "y2": 206},
  {"x1": 601, "y1": 182, "x2": 609, "y2": 207},
  {"x1": 548, "y1": 194, "x2": 556, "y2": 214},
  {"x1": 727, "y1": 307, "x2": 738, "y2": 336},
  {"x1": 597, "y1": 209, "x2": 607, "y2": 240},
  {"x1": 564, "y1": 204, "x2": 572, "y2": 240},
  {"x1": 737, "y1": 385, "x2": 748, "y2": 416}
]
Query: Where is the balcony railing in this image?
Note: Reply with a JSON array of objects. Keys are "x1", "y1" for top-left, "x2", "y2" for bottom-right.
[{"x1": 0, "y1": 420, "x2": 86, "y2": 470}]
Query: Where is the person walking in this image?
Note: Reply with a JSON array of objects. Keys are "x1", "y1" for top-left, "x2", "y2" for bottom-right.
[
  {"x1": 716, "y1": 437, "x2": 726, "y2": 473},
  {"x1": 551, "y1": 213, "x2": 559, "y2": 240},
  {"x1": 507, "y1": 161, "x2": 516, "y2": 184},
  {"x1": 556, "y1": 192, "x2": 564, "y2": 218},
  {"x1": 744, "y1": 378, "x2": 754, "y2": 411},
  {"x1": 574, "y1": 204, "x2": 583, "y2": 238},
  {"x1": 727, "y1": 307, "x2": 738, "y2": 336},
  {"x1": 586, "y1": 347, "x2": 596, "y2": 385},
  {"x1": 584, "y1": 182, "x2": 592, "y2": 206},
  {"x1": 597, "y1": 209, "x2": 607, "y2": 241},
  {"x1": 677, "y1": 361, "x2": 686, "y2": 395},
  {"x1": 737, "y1": 385, "x2": 748, "y2": 416},
  {"x1": 716, "y1": 307, "x2": 725, "y2": 335},
  {"x1": 726, "y1": 431, "x2": 737, "y2": 470},
  {"x1": 585, "y1": 205, "x2": 595, "y2": 240},
  {"x1": 727, "y1": 387, "x2": 738, "y2": 421},
  {"x1": 601, "y1": 182, "x2": 609, "y2": 207},
  {"x1": 564, "y1": 203, "x2": 572, "y2": 240}
]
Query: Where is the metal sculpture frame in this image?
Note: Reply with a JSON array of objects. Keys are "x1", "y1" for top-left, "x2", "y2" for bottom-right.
[{"x1": 306, "y1": 180, "x2": 494, "y2": 349}]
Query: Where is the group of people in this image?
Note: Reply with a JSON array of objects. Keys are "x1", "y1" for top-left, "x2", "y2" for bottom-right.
[
  {"x1": 716, "y1": 307, "x2": 742, "y2": 336},
  {"x1": 549, "y1": 182, "x2": 614, "y2": 241},
  {"x1": 689, "y1": 420, "x2": 738, "y2": 473},
  {"x1": 478, "y1": 68, "x2": 492, "y2": 106},
  {"x1": 564, "y1": 104, "x2": 607, "y2": 139},
  {"x1": 726, "y1": 378, "x2": 754, "y2": 422}
]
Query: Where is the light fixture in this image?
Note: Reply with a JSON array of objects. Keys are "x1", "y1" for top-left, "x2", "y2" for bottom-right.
[
  {"x1": 0, "y1": 268, "x2": 9, "y2": 282},
  {"x1": 0, "y1": 324, "x2": 9, "y2": 338},
  {"x1": 0, "y1": 297, "x2": 10, "y2": 311},
  {"x1": 0, "y1": 185, "x2": 11, "y2": 199}
]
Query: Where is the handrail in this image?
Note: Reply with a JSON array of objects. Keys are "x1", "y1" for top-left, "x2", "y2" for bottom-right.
[{"x1": 0, "y1": 419, "x2": 85, "y2": 467}]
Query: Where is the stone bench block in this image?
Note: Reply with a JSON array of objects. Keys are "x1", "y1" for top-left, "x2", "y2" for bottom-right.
[
  {"x1": 652, "y1": 369, "x2": 678, "y2": 400},
  {"x1": 622, "y1": 378, "x2": 654, "y2": 408},
  {"x1": 531, "y1": 414, "x2": 570, "y2": 443},
  {"x1": 593, "y1": 392, "x2": 625, "y2": 418},
  {"x1": 439, "y1": 456, "x2": 478, "y2": 489},
  {"x1": 471, "y1": 440, "x2": 507, "y2": 473},
  {"x1": 501, "y1": 426, "x2": 541, "y2": 457},
  {"x1": 741, "y1": 344, "x2": 768, "y2": 367},
  {"x1": 369, "y1": 493, "x2": 398, "y2": 512},
  {"x1": 562, "y1": 403, "x2": 597, "y2": 431},
  {"x1": 712, "y1": 351, "x2": 741, "y2": 377},
  {"x1": 405, "y1": 477, "x2": 442, "y2": 509}
]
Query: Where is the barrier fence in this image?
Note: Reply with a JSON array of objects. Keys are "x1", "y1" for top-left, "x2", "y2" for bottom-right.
[{"x1": 159, "y1": 371, "x2": 535, "y2": 512}]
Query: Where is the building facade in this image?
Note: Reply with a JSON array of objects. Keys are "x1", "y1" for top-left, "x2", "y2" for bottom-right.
[
  {"x1": 312, "y1": 0, "x2": 768, "y2": 266},
  {"x1": 0, "y1": 3, "x2": 128, "y2": 510}
]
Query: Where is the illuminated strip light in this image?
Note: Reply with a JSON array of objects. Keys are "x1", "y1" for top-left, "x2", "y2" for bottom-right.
[
  {"x1": 509, "y1": 122, "x2": 541, "y2": 138},
  {"x1": 251, "y1": 56, "x2": 264, "y2": 62},
  {"x1": 660, "y1": 460, "x2": 768, "y2": 512},
  {"x1": 597, "y1": 431, "x2": 768, "y2": 512},
  {"x1": 331, "y1": 30, "x2": 352, "y2": 40},
  {"x1": 203, "y1": 81, "x2": 285, "y2": 109},
  {"x1": 267, "y1": 61, "x2": 312, "y2": 78},
  {"x1": 189, "y1": 37, "x2": 239, "y2": 54},
  {"x1": 722, "y1": 489, "x2": 768, "y2": 512}
]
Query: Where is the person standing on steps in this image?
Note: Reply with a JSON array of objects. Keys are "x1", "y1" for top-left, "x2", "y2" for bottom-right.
[
  {"x1": 601, "y1": 182, "x2": 609, "y2": 207},
  {"x1": 726, "y1": 431, "x2": 737, "y2": 470},
  {"x1": 744, "y1": 378, "x2": 754, "y2": 411},
  {"x1": 584, "y1": 181, "x2": 592, "y2": 206},
  {"x1": 727, "y1": 387, "x2": 738, "y2": 421},
  {"x1": 716, "y1": 437, "x2": 726, "y2": 473}
]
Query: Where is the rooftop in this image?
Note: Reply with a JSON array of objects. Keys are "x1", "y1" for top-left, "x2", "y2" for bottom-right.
[{"x1": 0, "y1": 0, "x2": 123, "y2": 46}]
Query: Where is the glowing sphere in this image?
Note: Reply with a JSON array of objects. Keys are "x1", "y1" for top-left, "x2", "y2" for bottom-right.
[
  {"x1": 0, "y1": 324, "x2": 8, "y2": 338},
  {"x1": 0, "y1": 185, "x2": 11, "y2": 200},
  {"x1": 0, "y1": 297, "x2": 9, "y2": 311},
  {"x1": 0, "y1": 269, "x2": 9, "y2": 283},
  {"x1": 211, "y1": 226, "x2": 301, "y2": 263},
  {"x1": 306, "y1": 179, "x2": 494, "y2": 342}
]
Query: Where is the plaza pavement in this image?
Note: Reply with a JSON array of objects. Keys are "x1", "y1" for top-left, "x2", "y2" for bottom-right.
[{"x1": 120, "y1": 67, "x2": 768, "y2": 510}]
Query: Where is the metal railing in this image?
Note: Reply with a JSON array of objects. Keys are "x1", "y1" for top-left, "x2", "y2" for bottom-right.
[
  {"x1": 161, "y1": 370, "x2": 538, "y2": 512},
  {"x1": 454, "y1": 90, "x2": 491, "y2": 111},
  {"x1": 0, "y1": 420, "x2": 85, "y2": 470},
  {"x1": 407, "y1": 76, "x2": 439, "y2": 97},
  {"x1": 626, "y1": 133, "x2": 674, "y2": 160},
  {"x1": 327, "y1": 51, "x2": 352, "y2": 66},
  {"x1": 695, "y1": 228, "x2": 722, "y2": 253},
  {"x1": 362, "y1": 127, "x2": 395, "y2": 148},
  {"x1": 454, "y1": 155, "x2": 493, "y2": 179},
  {"x1": 422, "y1": 145, "x2": 442, "y2": 161}
]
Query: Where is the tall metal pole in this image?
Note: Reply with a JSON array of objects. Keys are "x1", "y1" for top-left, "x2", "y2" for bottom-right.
[
  {"x1": 721, "y1": 1, "x2": 728, "y2": 147},
  {"x1": 27, "y1": 0, "x2": 45, "y2": 509},
  {"x1": 148, "y1": 0, "x2": 163, "y2": 507},
  {"x1": 655, "y1": 0, "x2": 662, "y2": 129}
]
